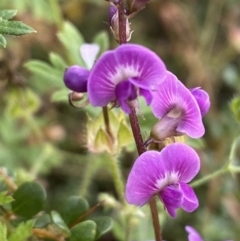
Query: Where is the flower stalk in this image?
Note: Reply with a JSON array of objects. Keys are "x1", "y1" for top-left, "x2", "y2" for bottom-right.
[{"x1": 117, "y1": 0, "x2": 163, "y2": 234}]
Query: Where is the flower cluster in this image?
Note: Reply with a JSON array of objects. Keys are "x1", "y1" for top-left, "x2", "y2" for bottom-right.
[{"x1": 63, "y1": 43, "x2": 210, "y2": 218}]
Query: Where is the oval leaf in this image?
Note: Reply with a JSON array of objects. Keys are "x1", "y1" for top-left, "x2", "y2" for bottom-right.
[
  {"x1": 51, "y1": 210, "x2": 70, "y2": 236},
  {"x1": 60, "y1": 196, "x2": 89, "y2": 226},
  {"x1": 90, "y1": 216, "x2": 113, "y2": 239},
  {"x1": 12, "y1": 182, "x2": 47, "y2": 218},
  {"x1": 70, "y1": 220, "x2": 96, "y2": 241}
]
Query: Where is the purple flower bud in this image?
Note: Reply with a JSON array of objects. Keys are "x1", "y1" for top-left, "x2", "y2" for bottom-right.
[
  {"x1": 108, "y1": 3, "x2": 132, "y2": 42},
  {"x1": 64, "y1": 65, "x2": 90, "y2": 93}
]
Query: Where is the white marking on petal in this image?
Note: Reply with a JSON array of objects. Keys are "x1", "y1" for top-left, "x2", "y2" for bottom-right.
[
  {"x1": 155, "y1": 172, "x2": 179, "y2": 191},
  {"x1": 108, "y1": 65, "x2": 139, "y2": 85},
  {"x1": 167, "y1": 107, "x2": 183, "y2": 118},
  {"x1": 80, "y1": 44, "x2": 100, "y2": 69}
]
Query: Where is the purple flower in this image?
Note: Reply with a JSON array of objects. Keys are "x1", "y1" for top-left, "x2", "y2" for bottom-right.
[
  {"x1": 185, "y1": 226, "x2": 233, "y2": 241},
  {"x1": 63, "y1": 44, "x2": 99, "y2": 93},
  {"x1": 151, "y1": 72, "x2": 209, "y2": 141},
  {"x1": 185, "y1": 226, "x2": 204, "y2": 241},
  {"x1": 125, "y1": 143, "x2": 200, "y2": 217},
  {"x1": 88, "y1": 44, "x2": 167, "y2": 113}
]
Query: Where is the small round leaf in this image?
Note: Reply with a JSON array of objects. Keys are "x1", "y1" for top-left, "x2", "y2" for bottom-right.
[
  {"x1": 90, "y1": 216, "x2": 113, "y2": 239},
  {"x1": 60, "y1": 196, "x2": 89, "y2": 226},
  {"x1": 70, "y1": 220, "x2": 96, "y2": 241},
  {"x1": 12, "y1": 182, "x2": 47, "y2": 218},
  {"x1": 51, "y1": 211, "x2": 70, "y2": 236}
]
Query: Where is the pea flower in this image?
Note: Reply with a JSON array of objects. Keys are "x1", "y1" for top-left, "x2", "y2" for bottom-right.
[
  {"x1": 64, "y1": 44, "x2": 100, "y2": 92},
  {"x1": 126, "y1": 143, "x2": 200, "y2": 217},
  {"x1": 151, "y1": 72, "x2": 210, "y2": 141},
  {"x1": 88, "y1": 44, "x2": 167, "y2": 113},
  {"x1": 185, "y1": 226, "x2": 232, "y2": 241}
]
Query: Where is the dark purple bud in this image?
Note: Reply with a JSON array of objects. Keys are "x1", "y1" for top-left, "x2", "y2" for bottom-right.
[
  {"x1": 109, "y1": 3, "x2": 118, "y2": 24},
  {"x1": 64, "y1": 65, "x2": 90, "y2": 93},
  {"x1": 190, "y1": 87, "x2": 210, "y2": 117}
]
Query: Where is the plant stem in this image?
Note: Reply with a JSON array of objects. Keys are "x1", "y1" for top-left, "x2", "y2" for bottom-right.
[
  {"x1": 191, "y1": 165, "x2": 228, "y2": 188},
  {"x1": 102, "y1": 106, "x2": 114, "y2": 141},
  {"x1": 116, "y1": 0, "x2": 162, "y2": 239},
  {"x1": 0, "y1": 168, "x2": 17, "y2": 191},
  {"x1": 118, "y1": 0, "x2": 127, "y2": 44},
  {"x1": 79, "y1": 154, "x2": 99, "y2": 197},
  {"x1": 108, "y1": 155, "x2": 126, "y2": 205},
  {"x1": 128, "y1": 107, "x2": 162, "y2": 241}
]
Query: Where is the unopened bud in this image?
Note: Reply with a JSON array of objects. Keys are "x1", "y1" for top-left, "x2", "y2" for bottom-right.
[
  {"x1": 109, "y1": 3, "x2": 133, "y2": 42},
  {"x1": 64, "y1": 65, "x2": 90, "y2": 92}
]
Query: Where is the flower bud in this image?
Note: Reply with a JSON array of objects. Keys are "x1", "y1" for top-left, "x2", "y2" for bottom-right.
[
  {"x1": 63, "y1": 65, "x2": 90, "y2": 92},
  {"x1": 109, "y1": 3, "x2": 132, "y2": 42}
]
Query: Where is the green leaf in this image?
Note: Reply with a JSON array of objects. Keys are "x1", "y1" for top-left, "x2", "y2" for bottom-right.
[
  {"x1": 230, "y1": 97, "x2": 240, "y2": 122},
  {"x1": 0, "y1": 20, "x2": 36, "y2": 36},
  {"x1": 117, "y1": 120, "x2": 133, "y2": 148},
  {"x1": 0, "y1": 191, "x2": 14, "y2": 205},
  {"x1": 51, "y1": 89, "x2": 69, "y2": 103},
  {"x1": 34, "y1": 214, "x2": 51, "y2": 228},
  {"x1": 0, "y1": 34, "x2": 6, "y2": 47},
  {"x1": 0, "y1": 10, "x2": 17, "y2": 20},
  {"x1": 70, "y1": 220, "x2": 96, "y2": 241},
  {"x1": 9, "y1": 220, "x2": 34, "y2": 241},
  {"x1": 49, "y1": 52, "x2": 68, "y2": 71},
  {"x1": 5, "y1": 88, "x2": 41, "y2": 118},
  {"x1": 0, "y1": 223, "x2": 7, "y2": 241},
  {"x1": 57, "y1": 21, "x2": 85, "y2": 66},
  {"x1": 12, "y1": 182, "x2": 47, "y2": 218},
  {"x1": 90, "y1": 216, "x2": 113, "y2": 240},
  {"x1": 60, "y1": 196, "x2": 89, "y2": 226},
  {"x1": 24, "y1": 60, "x2": 64, "y2": 88},
  {"x1": 94, "y1": 128, "x2": 112, "y2": 153},
  {"x1": 93, "y1": 31, "x2": 109, "y2": 56},
  {"x1": 51, "y1": 210, "x2": 71, "y2": 236}
]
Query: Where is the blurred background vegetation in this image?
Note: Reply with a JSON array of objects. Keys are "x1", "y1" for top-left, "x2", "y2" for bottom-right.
[{"x1": 0, "y1": 0, "x2": 240, "y2": 240}]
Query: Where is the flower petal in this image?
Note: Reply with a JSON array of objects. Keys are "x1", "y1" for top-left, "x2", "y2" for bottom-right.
[
  {"x1": 190, "y1": 88, "x2": 210, "y2": 117},
  {"x1": 151, "y1": 72, "x2": 205, "y2": 138},
  {"x1": 88, "y1": 49, "x2": 119, "y2": 106},
  {"x1": 185, "y1": 226, "x2": 204, "y2": 241},
  {"x1": 179, "y1": 182, "x2": 199, "y2": 212},
  {"x1": 160, "y1": 143, "x2": 200, "y2": 183},
  {"x1": 64, "y1": 65, "x2": 90, "y2": 92},
  {"x1": 115, "y1": 44, "x2": 167, "y2": 89},
  {"x1": 159, "y1": 185, "x2": 183, "y2": 218},
  {"x1": 88, "y1": 44, "x2": 167, "y2": 108},
  {"x1": 125, "y1": 151, "x2": 166, "y2": 206},
  {"x1": 80, "y1": 43, "x2": 100, "y2": 69}
]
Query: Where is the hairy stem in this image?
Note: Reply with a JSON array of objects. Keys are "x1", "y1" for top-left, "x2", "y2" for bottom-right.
[
  {"x1": 128, "y1": 107, "x2": 162, "y2": 241},
  {"x1": 191, "y1": 165, "x2": 228, "y2": 188},
  {"x1": 102, "y1": 106, "x2": 114, "y2": 141},
  {"x1": 0, "y1": 168, "x2": 17, "y2": 191},
  {"x1": 117, "y1": 1, "x2": 161, "y2": 240}
]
